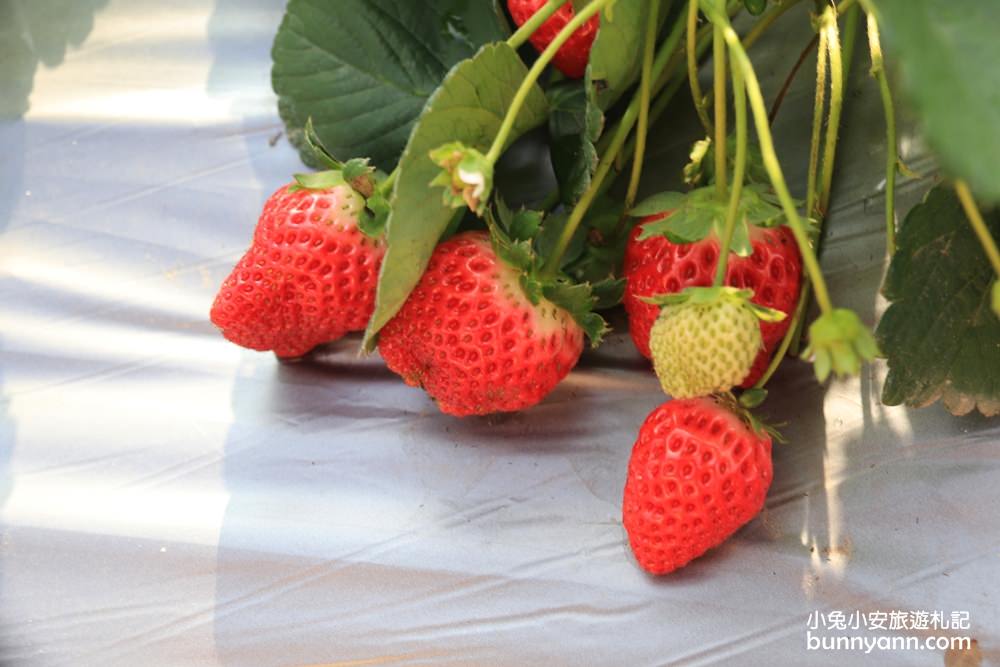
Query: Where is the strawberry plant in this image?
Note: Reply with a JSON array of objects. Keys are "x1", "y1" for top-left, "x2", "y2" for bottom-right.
[{"x1": 210, "y1": 0, "x2": 1000, "y2": 574}]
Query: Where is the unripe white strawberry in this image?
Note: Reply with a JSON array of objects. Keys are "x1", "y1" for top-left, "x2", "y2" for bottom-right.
[{"x1": 646, "y1": 287, "x2": 784, "y2": 398}]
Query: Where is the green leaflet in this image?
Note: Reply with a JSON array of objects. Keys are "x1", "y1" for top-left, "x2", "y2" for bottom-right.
[
  {"x1": 272, "y1": 0, "x2": 506, "y2": 170},
  {"x1": 587, "y1": 0, "x2": 668, "y2": 110},
  {"x1": 547, "y1": 80, "x2": 603, "y2": 205},
  {"x1": 868, "y1": 0, "x2": 1000, "y2": 203},
  {"x1": 876, "y1": 185, "x2": 1000, "y2": 416},
  {"x1": 362, "y1": 44, "x2": 548, "y2": 350}
]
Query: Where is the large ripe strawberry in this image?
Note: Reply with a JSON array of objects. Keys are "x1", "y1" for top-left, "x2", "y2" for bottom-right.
[
  {"x1": 378, "y1": 231, "x2": 588, "y2": 417},
  {"x1": 507, "y1": 0, "x2": 599, "y2": 79},
  {"x1": 622, "y1": 397, "x2": 774, "y2": 575},
  {"x1": 210, "y1": 177, "x2": 385, "y2": 358},
  {"x1": 624, "y1": 211, "x2": 801, "y2": 387}
]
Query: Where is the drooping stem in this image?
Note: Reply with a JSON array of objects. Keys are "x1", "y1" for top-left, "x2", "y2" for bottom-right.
[
  {"x1": 743, "y1": 0, "x2": 805, "y2": 50},
  {"x1": 867, "y1": 12, "x2": 897, "y2": 256},
  {"x1": 377, "y1": 168, "x2": 398, "y2": 197},
  {"x1": 718, "y1": 21, "x2": 835, "y2": 315},
  {"x1": 817, "y1": 6, "x2": 844, "y2": 217},
  {"x1": 768, "y1": 34, "x2": 818, "y2": 125},
  {"x1": 713, "y1": 58, "x2": 747, "y2": 287},
  {"x1": 623, "y1": 0, "x2": 662, "y2": 213},
  {"x1": 485, "y1": 0, "x2": 612, "y2": 165},
  {"x1": 753, "y1": 286, "x2": 809, "y2": 388},
  {"x1": 687, "y1": 0, "x2": 713, "y2": 136},
  {"x1": 955, "y1": 180, "x2": 1000, "y2": 279},
  {"x1": 839, "y1": 2, "x2": 861, "y2": 90},
  {"x1": 542, "y1": 18, "x2": 680, "y2": 276},
  {"x1": 713, "y1": 24, "x2": 728, "y2": 201},
  {"x1": 804, "y1": 21, "x2": 828, "y2": 221},
  {"x1": 507, "y1": 0, "x2": 564, "y2": 50}
]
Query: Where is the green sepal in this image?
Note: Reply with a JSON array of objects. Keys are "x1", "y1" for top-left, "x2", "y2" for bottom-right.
[
  {"x1": 744, "y1": 0, "x2": 767, "y2": 16},
  {"x1": 803, "y1": 308, "x2": 881, "y2": 382},
  {"x1": 492, "y1": 197, "x2": 542, "y2": 242},
  {"x1": 738, "y1": 387, "x2": 768, "y2": 409},
  {"x1": 715, "y1": 391, "x2": 785, "y2": 443},
  {"x1": 542, "y1": 280, "x2": 610, "y2": 348},
  {"x1": 641, "y1": 285, "x2": 785, "y2": 322},
  {"x1": 630, "y1": 191, "x2": 686, "y2": 217},
  {"x1": 289, "y1": 169, "x2": 347, "y2": 192},
  {"x1": 484, "y1": 203, "x2": 611, "y2": 347},
  {"x1": 341, "y1": 158, "x2": 376, "y2": 198},
  {"x1": 635, "y1": 185, "x2": 787, "y2": 258},
  {"x1": 640, "y1": 285, "x2": 752, "y2": 307},
  {"x1": 429, "y1": 141, "x2": 493, "y2": 216}
]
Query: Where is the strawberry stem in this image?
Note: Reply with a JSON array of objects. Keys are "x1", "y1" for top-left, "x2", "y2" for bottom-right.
[
  {"x1": 687, "y1": 0, "x2": 713, "y2": 136},
  {"x1": 485, "y1": 0, "x2": 613, "y2": 166},
  {"x1": 713, "y1": 59, "x2": 746, "y2": 287},
  {"x1": 507, "y1": 0, "x2": 565, "y2": 50},
  {"x1": 955, "y1": 180, "x2": 1000, "y2": 280},
  {"x1": 753, "y1": 286, "x2": 808, "y2": 388},
  {"x1": 866, "y1": 12, "x2": 897, "y2": 256},
  {"x1": 804, "y1": 17, "x2": 828, "y2": 222},
  {"x1": 623, "y1": 0, "x2": 662, "y2": 215},
  {"x1": 713, "y1": 24, "x2": 728, "y2": 202},
  {"x1": 710, "y1": 14, "x2": 835, "y2": 315},
  {"x1": 543, "y1": 13, "x2": 684, "y2": 277},
  {"x1": 817, "y1": 6, "x2": 844, "y2": 218}
]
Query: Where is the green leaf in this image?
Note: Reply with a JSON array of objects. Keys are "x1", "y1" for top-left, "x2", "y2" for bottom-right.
[
  {"x1": 587, "y1": 0, "x2": 665, "y2": 110},
  {"x1": 743, "y1": 0, "x2": 767, "y2": 16},
  {"x1": 867, "y1": 0, "x2": 1000, "y2": 203},
  {"x1": 272, "y1": 0, "x2": 506, "y2": 170},
  {"x1": 363, "y1": 43, "x2": 548, "y2": 350},
  {"x1": 876, "y1": 185, "x2": 1000, "y2": 416},
  {"x1": 548, "y1": 80, "x2": 603, "y2": 205}
]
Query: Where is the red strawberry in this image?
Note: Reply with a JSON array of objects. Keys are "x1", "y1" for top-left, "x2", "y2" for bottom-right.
[
  {"x1": 378, "y1": 231, "x2": 584, "y2": 416},
  {"x1": 622, "y1": 397, "x2": 773, "y2": 575},
  {"x1": 624, "y1": 218, "x2": 801, "y2": 386},
  {"x1": 210, "y1": 182, "x2": 385, "y2": 358},
  {"x1": 507, "y1": 0, "x2": 599, "y2": 79}
]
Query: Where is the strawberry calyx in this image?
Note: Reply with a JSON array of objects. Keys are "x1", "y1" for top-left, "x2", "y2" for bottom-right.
[
  {"x1": 287, "y1": 118, "x2": 391, "y2": 238},
  {"x1": 714, "y1": 390, "x2": 785, "y2": 443},
  {"x1": 802, "y1": 308, "x2": 881, "y2": 381},
  {"x1": 486, "y1": 199, "x2": 620, "y2": 347},
  {"x1": 429, "y1": 141, "x2": 493, "y2": 216},
  {"x1": 641, "y1": 285, "x2": 787, "y2": 324},
  {"x1": 630, "y1": 184, "x2": 802, "y2": 257}
]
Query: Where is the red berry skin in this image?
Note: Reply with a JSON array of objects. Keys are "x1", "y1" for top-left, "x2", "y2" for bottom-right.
[
  {"x1": 378, "y1": 231, "x2": 584, "y2": 417},
  {"x1": 623, "y1": 217, "x2": 802, "y2": 386},
  {"x1": 622, "y1": 398, "x2": 773, "y2": 575},
  {"x1": 507, "y1": 0, "x2": 599, "y2": 79},
  {"x1": 210, "y1": 183, "x2": 385, "y2": 358}
]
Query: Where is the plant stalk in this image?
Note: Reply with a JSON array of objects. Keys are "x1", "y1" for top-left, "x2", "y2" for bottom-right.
[
  {"x1": 623, "y1": 0, "x2": 662, "y2": 213},
  {"x1": 713, "y1": 24, "x2": 728, "y2": 201},
  {"x1": 507, "y1": 0, "x2": 565, "y2": 50},
  {"x1": 714, "y1": 58, "x2": 747, "y2": 286},
  {"x1": 485, "y1": 0, "x2": 613, "y2": 165}
]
